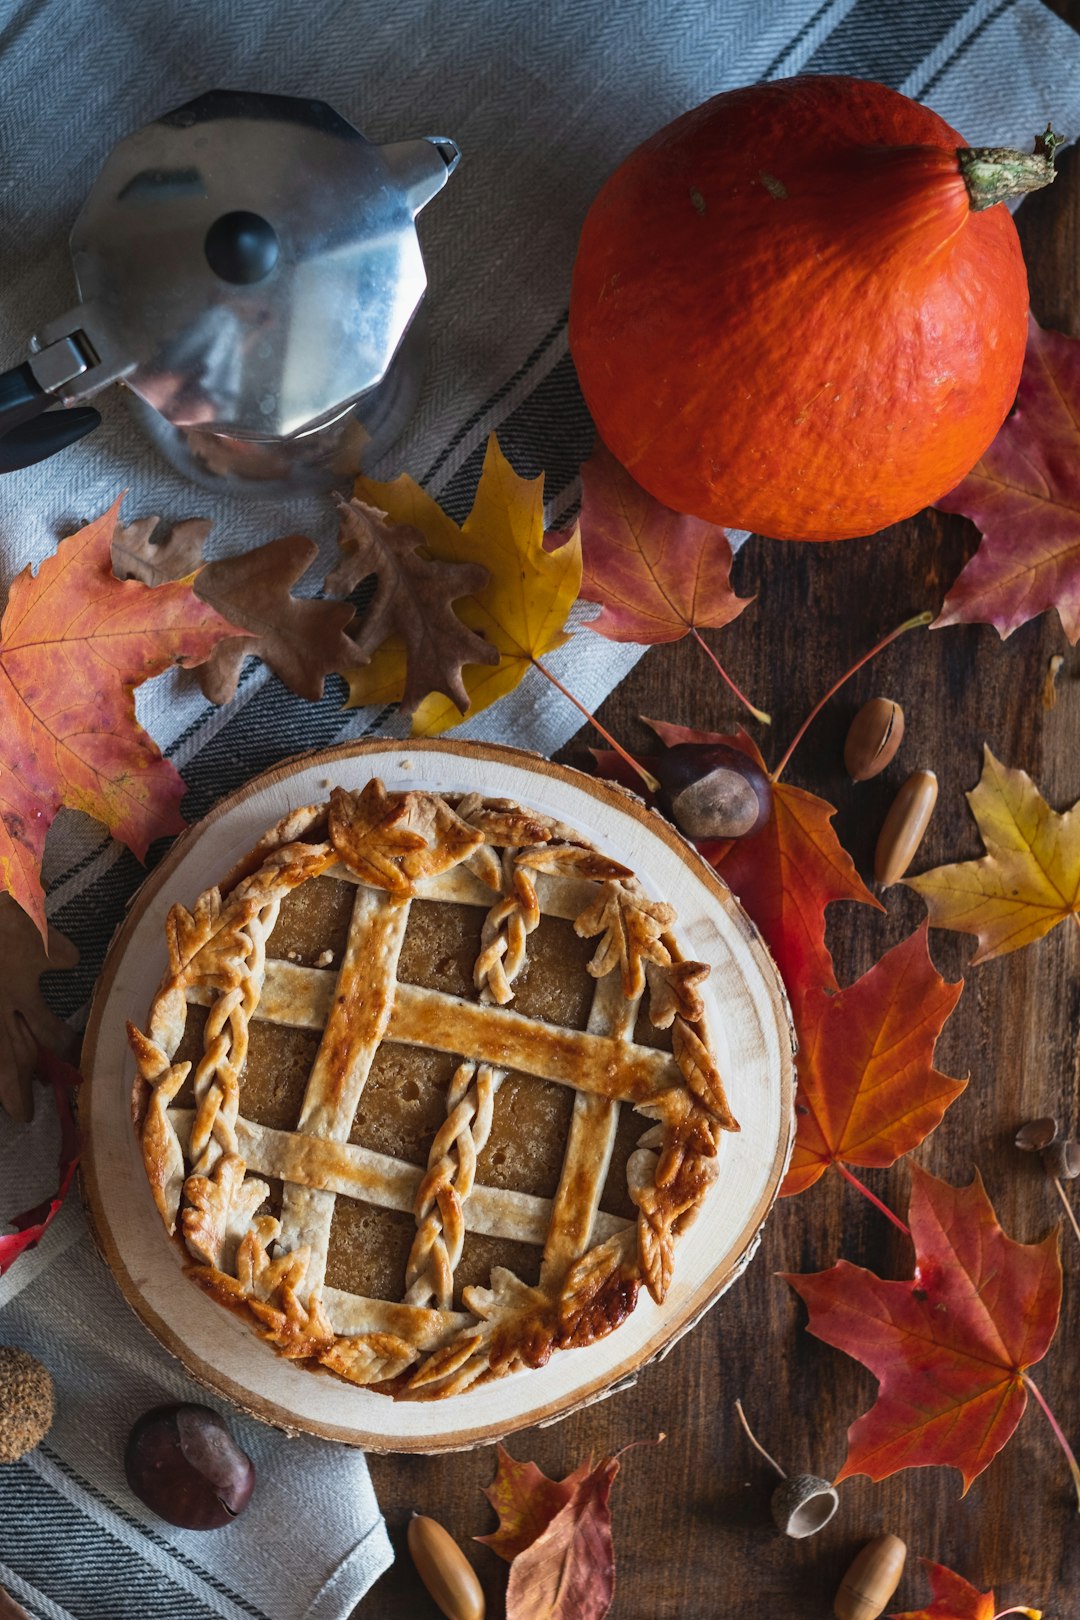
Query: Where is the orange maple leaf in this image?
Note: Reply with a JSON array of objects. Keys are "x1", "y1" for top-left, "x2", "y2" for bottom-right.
[
  {"x1": 642, "y1": 719, "x2": 880, "y2": 1000},
  {"x1": 783, "y1": 1166, "x2": 1062, "y2": 1492},
  {"x1": 781, "y1": 924, "x2": 965, "y2": 1197},
  {"x1": 891, "y1": 1558, "x2": 1041, "y2": 1620},
  {"x1": 0, "y1": 498, "x2": 242, "y2": 940}
]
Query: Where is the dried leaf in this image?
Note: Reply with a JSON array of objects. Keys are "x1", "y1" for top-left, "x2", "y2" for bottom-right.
[
  {"x1": 111, "y1": 516, "x2": 211, "y2": 586},
  {"x1": 477, "y1": 1444, "x2": 591, "y2": 1562},
  {"x1": 577, "y1": 440, "x2": 752, "y2": 643},
  {"x1": 326, "y1": 498, "x2": 498, "y2": 713},
  {"x1": 891, "y1": 1559, "x2": 1041, "y2": 1620},
  {"x1": 503, "y1": 1456, "x2": 619, "y2": 1620},
  {"x1": 935, "y1": 317, "x2": 1080, "y2": 642},
  {"x1": 906, "y1": 746, "x2": 1080, "y2": 962},
  {"x1": 0, "y1": 896, "x2": 79, "y2": 1123},
  {"x1": 783, "y1": 1165, "x2": 1062, "y2": 1491},
  {"x1": 781, "y1": 924, "x2": 965, "y2": 1197},
  {"x1": 343, "y1": 434, "x2": 582, "y2": 733},
  {"x1": 0, "y1": 1044, "x2": 83, "y2": 1275},
  {"x1": 195, "y1": 535, "x2": 360, "y2": 704},
  {"x1": 0, "y1": 499, "x2": 241, "y2": 940}
]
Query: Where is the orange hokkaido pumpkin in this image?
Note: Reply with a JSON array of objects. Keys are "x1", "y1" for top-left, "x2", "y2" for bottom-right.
[{"x1": 569, "y1": 76, "x2": 1056, "y2": 541}]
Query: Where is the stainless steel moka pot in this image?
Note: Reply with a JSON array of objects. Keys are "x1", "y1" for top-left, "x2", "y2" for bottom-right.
[{"x1": 0, "y1": 90, "x2": 459, "y2": 494}]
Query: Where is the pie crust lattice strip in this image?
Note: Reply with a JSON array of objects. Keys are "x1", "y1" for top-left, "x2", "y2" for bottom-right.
[{"x1": 128, "y1": 779, "x2": 739, "y2": 1400}]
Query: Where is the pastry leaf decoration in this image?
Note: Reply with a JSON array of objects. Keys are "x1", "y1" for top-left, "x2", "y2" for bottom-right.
[
  {"x1": 935, "y1": 316, "x2": 1080, "y2": 642},
  {"x1": 783, "y1": 1166, "x2": 1062, "y2": 1492},
  {"x1": 327, "y1": 497, "x2": 498, "y2": 713},
  {"x1": 341, "y1": 433, "x2": 583, "y2": 733},
  {"x1": 906, "y1": 746, "x2": 1080, "y2": 961},
  {"x1": 0, "y1": 499, "x2": 242, "y2": 939},
  {"x1": 781, "y1": 924, "x2": 965, "y2": 1198}
]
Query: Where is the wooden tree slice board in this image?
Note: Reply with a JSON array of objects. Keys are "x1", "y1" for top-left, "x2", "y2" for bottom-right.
[{"x1": 82, "y1": 739, "x2": 795, "y2": 1452}]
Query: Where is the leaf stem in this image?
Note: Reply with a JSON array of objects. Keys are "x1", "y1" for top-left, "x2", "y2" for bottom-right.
[
  {"x1": 771, "y1": 611, "x2": 932, "y2": 785},
  {"x1": 733, "y1": 1399, "x2": 787, "y2": 1479},
  {"x1": 1023, "y1": 1373, "x2": 1080, "y2": 1511},
  {"x1": 834, "y1": 1161, "x2": 912, "y2": 1238},
  {"x1": 690, "y1": 629, "x2": 771, "y2": 725},
  {"x1": 1052, "y1": 1175, "x2": 1080, "y2": 1249},
  {"x1": 531, "y1": 657, "x2": 661, "y2": 794}
]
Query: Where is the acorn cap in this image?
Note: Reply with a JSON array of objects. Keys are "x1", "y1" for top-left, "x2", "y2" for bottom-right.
[
  {"x1": 0, "y1": 1346, "x2": 54, "y2": 1464},
  {"x1": 770, "y1": 1473, "x2": 840, "y2": 1538}
]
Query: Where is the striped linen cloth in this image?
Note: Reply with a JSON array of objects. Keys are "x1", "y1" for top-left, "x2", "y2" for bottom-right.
[{"x1": 3, "y1": 1, "x2": 1080, "y2": 1615}]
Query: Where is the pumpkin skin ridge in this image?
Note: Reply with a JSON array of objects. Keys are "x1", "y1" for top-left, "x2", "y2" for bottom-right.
[{"x1": 569, "y1": 75, "x2": 1031, "y2": 542}]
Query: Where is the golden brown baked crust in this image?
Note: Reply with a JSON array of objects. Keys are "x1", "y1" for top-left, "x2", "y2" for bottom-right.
[{"x1": 128, "y1": 779, "x2": 738, "y2": 1399}]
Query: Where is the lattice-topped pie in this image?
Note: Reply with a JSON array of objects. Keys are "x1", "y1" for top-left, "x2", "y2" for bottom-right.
[{"x1": 128, "y1": 779, "x2": 739, "y2": 1399}]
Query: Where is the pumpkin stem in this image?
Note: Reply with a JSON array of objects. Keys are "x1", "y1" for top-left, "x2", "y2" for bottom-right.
[{"x1": 958, "y1": 125, "x2": 1064, "y2": 211}]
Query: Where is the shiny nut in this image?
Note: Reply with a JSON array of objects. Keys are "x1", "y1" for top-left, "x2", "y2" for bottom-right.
[
  {"x1": 834, "y1": 1533, "x2": 908, "y2": 1620},
  {"x1": 844, "y1": 698, "x2": 905, "y2": 781},
  {"x1": 875, "y1": 770, "x2": 938, "y2": 887},
  {"x1": 1016, "y1": 1116, "x2": 1059, "y2": 1152},
  {"x1": 407, "y1": 1514, "x2": 485, "y2": 1620}
]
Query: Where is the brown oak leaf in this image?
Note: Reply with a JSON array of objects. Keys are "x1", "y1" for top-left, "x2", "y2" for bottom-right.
[
  {"x1": 195, "y1": 535, "x2": 361, "y2": 704},
  {"x1": 327, "y1": 497, "x2": 499, "y2": 714},
  {"x1": 111, "y1": 516, "x2": 212, "y2": 587},
  {"x1": 0, "y1": 896, "x2": 79, "y2": 1123}
]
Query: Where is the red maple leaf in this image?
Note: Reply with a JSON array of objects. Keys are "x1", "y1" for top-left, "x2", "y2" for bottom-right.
[
  {"x1": 0, "y1": 498, "x2": 243, "y2": 939},
  {"x1": 0, "y1": 1044, "x2": 83, "y2": 1275},
  {"x1": 783, "y1": 1165, "x2": 1062, "y2": 1491},
  {"x1": 502, "y1": 1456, "x2": 619, "y2": 1620},
  {"x1": 476, "y1": 1443, "x2": 592, "y2": 1562},
  {"x1": 642, "y1": 719, "x2": 880, "y2": 1001},
  {"x1": 781, "y1": 924, "x2": 965, "y2": 1197},
  {"x1": 576, "y1": 441, "x2": 751, "y2": 644},
  {"x1": 890, "y1": 1558, "x2": 1041, "y2": 1620},
  {"x1": 935, "y1": 316, "x2": 1080, "y2": 642}
]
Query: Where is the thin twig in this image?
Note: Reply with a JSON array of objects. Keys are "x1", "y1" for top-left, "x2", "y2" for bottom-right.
[
  {"x1": 1052, "y1": 1175, "x2": 1080, "y2": 1248},
  {"x1": 1024, "y1": 1373, "x2": 1080, "y2": 1512},
  {"x1": 771, "y1": 611, "x2": 932, "y2": 784},
  {"x1": 835, "y1": 1161, "x2": 912, "y2": 1238},
  {"x1": 691, "y1": 629, "x2": 771, "y2": 725},
  {"x1": 734, "y1": 1399, "x2": 786, "y2": 1479},
  {"x1": 532, "y1": 656, "x2": 661, "y2": 793}
]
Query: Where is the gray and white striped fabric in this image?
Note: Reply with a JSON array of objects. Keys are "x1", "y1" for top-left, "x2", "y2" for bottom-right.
[{"x1": 3, "y1": 2, "x2": 1080, "y2": 1616}]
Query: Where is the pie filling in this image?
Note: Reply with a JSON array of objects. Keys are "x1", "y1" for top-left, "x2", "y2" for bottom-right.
[{"x1": 129, "y1": 780, "x2": 739, "y2": 1400}]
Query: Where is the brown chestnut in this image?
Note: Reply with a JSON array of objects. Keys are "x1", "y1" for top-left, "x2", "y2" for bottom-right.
[
  {"x1": 655, "y1": 742, "x2": 772, "y2": 840},
  {"x1": 125, "y1": 1403, "x2": 255, "y2": 1530}
]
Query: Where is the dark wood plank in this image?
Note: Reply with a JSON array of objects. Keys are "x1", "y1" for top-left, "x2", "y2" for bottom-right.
[{"x1": 356, "y1": 56, "x2": 1080, "y2": 1620}]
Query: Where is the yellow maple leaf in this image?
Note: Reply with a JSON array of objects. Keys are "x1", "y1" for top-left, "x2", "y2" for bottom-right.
[
  {"x1": 342, "y1": 434, "x2": 582, "y2": 734},
  {"x1": 906, "y1": 745, "x2": 1080, "y2": 961}
]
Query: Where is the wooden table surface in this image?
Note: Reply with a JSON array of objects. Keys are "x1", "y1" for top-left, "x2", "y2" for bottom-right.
[{"x1": 356, "y1": 66, "x2": 1080, "y2": 1620}]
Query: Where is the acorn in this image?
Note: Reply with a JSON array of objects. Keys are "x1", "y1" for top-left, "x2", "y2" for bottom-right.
[
  {"x1": 834, "y1": 1533, "x2": 908, "y2": 1620},
  {"x1": 407, "y1": 1514, "x2": 485, "y2": 1620},
  {"x1": 0, "y1": 1346, "x2": 54, "y2": 1464},
  {"x1": 655, "y1": 742, "x2": 772, "y2": 841}
]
